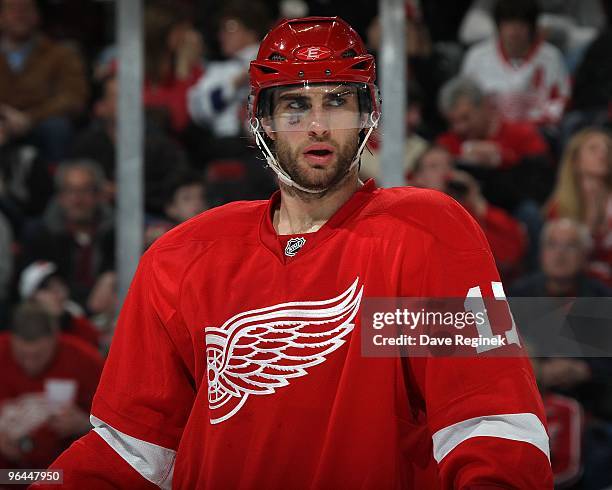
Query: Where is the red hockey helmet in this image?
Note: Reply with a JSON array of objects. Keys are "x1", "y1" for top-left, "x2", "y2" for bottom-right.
[
  {"x1": 248, "y1": 17, "x2": 380, "y2": 193},
  {"x1": 249, "y1": 16, "x2": 380, "y2": 126}
]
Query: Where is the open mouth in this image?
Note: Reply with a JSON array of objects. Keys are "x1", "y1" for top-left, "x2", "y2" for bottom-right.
[
  {"x1": 306, "y1": 149, "x2": 333, "y2": 156},
  {"x1": 303, "y1": 145, "x2": 335, "y2": 164}
]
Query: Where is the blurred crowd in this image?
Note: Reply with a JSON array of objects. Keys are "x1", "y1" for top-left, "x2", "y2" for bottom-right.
[{"x1": 0, "y1": 0, "x2": 611, "y2": 487}]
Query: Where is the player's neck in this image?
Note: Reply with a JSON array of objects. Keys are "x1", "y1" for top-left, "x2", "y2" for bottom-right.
[{"x1": 274, "y1": 175, "x2": 362, "y2": 235}]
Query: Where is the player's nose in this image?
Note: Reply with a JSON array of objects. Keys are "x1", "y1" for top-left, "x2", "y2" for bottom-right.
[{"x1": 307, "y1": 107, "x2": 330, "y2": 138}]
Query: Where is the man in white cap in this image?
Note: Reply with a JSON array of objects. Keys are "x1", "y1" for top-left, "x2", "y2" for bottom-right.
[{"x1": 19, "y1": 261, "x2": 100, "y2": 347}]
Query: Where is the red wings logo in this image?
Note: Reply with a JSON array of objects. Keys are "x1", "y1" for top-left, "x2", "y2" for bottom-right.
[
  {"x1": 294, "y1": 46, "x2": 333, "y2": 61},
  {"x1": 205, "y1": 278, "x2": 363, "y2": 424}
]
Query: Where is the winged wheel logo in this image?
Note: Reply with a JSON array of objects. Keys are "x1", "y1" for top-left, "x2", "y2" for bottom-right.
[{"x1": 205, "y1": 278, "x2": 363, "y2": 424}]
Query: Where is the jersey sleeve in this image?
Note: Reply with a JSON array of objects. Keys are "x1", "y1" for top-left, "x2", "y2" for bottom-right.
[
  {"x1": 38, "y1": 249, "x2": 196, "y2": 489},
  {"x1": 34, "y1": 431, "x2": 160, "y2": 489},
  {"x1": 409, "y1": 196, "x2": 553, "y2": 488}
]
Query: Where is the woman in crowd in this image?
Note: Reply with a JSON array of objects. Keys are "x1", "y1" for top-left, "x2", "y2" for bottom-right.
[
  {"x1": 545, "y1": 127, "x2": 612, "y2": 286},
  {"x1": 142, "y1": 1, "x2": 205, "y2": 136}
]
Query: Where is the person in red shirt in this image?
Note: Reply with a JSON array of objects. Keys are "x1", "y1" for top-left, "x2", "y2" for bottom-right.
[
  {"x1": 93, "y1": 3, "x2": 205, "y2": 137},
  {"x1": 39, "y1": 17, "x2": 553, "y2": 489},
  {"x1": 410, "y1": 146, "x2": 527, "y2": 281},
  {"x1": 0, "y1": 302, "x2": 103, "y2": 470},
  {"x1": 437, "y1": 76, "x2": 549, "y2": 170},
  {"x1": 141, "y1": 1, "x2": 204, "y2": 135},
  {"x1": 436, "y1": 75, "x2": 552, "y2": 254}
]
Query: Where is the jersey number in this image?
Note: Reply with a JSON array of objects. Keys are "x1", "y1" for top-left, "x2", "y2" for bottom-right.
[{"x1": 464, "y1": 282, "x2": 520, "y2": 353}]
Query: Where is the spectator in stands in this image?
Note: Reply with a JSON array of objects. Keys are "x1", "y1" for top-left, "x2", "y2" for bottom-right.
[
  {"x1": 545, "y1": 128, "x2": 612, "y2": 287},
  {"x1": 162, "y1": 170, "x2": 208, "y2": 226},
  {"x1": 410, "y1": 145, "x2": 527, "y2": 280},
  {"x1": 18, "y1": 261, "x2": 100, "y2": 348},
  {"x1": 0, "y1": 0, "x2": 88, "y2": 163},
  {"x1": 188, "y1": 0, "x2": 271, "y2": 138},
  {"x1": 460, "y1": 0, "x2": 569, "y2": 126},
  {"x1": 511, "y1": 218, "x2": 611, "y2": 296},
  {"x1": 437, "y1": 76, "x2": 550, "y2": 170},
  {"x1": 459, "y1": 0, "x2": 604, "y2": 67},
  {"x1": 20, "y1": 160, "x2": 114, "y2": 308},
  {"x1": 142, "y1": 1, "x2": 204, "y2": 136},
  {"x1": 90, "y1": 1, "x2": 204, "y2": 138},
  {"x1": 144, "y1": 170, "x2": 208, "y2": 248},
  {"x1": 0, "y1": 302, "x2": 103, "y2": 469},
  {"x1": 436, "y1": 75, "x2": 552, "y2": 244},
  {"x1": 71, "y1": 74, "x2": 191, "y2": 215},
  {"x1": 0, "y1": 208, "x2": 12, "y2": 325}
]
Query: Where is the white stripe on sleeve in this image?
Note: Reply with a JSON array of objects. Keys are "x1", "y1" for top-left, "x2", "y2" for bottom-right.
[
  {"x1": 432, "y1": 412, "x2": 550, "y2": 463},
  {"x1": 91, "y1": 415, "x2": 176, "y2": 490}
]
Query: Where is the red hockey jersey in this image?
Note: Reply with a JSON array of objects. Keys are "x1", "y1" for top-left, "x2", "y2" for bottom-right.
[{"x1": 41, "y1": 181, "x2": 552, "y2": 489}]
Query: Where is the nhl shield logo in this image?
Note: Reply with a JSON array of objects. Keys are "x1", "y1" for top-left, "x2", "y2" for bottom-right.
[{"x1": 284, "y1": 237, "x2": 306, "y2": 257}]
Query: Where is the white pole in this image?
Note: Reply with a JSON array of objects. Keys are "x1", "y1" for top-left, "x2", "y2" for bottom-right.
[
  {"x1": 379, "y1": 0, "x2": 406, "y2": 188},
  {"x1": 116, "y1": 0, "x2": 144, "y2": 307}
]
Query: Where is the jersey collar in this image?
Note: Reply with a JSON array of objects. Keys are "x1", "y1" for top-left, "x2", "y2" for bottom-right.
[{"x1": 259, "y1": 179, "x2": 378, "y2": 264}]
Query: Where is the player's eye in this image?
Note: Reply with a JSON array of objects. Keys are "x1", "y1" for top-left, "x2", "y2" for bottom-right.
[
  {"x1": 326, "y1": 90, "x2": 355, "y2": 108},
  {"x1": 285, "y1": 99, "x2": 309, "y2": 111},
  {"x1": 326, "y1": 95, "x2": 347, "y2": 107}
]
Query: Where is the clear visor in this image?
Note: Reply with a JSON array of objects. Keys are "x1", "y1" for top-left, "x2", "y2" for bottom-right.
[{"x1": 253, "y1": 82, "x2": 380, "y2": 133}]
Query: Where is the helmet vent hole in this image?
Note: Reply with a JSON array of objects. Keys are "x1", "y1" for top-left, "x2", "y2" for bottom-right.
[
  {"x1": 350, "y1": 60, "x2": 369, "y2": 70},
  {"x1": 268, "y1": 52, "x2": 287, "y2": 61},
  {"x1": 342, "y1": 49, "x2": 357, "y2": 58},
  {"x1": 257, "y1": 65, "x2": 279, "y2": 74}
]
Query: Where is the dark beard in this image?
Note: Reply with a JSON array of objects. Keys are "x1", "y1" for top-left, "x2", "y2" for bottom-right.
[{"x1": 274, "y1": 134, "x2": 359, "y2": 195}]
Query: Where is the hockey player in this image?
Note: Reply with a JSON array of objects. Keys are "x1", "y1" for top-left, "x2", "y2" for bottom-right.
[{"x1": 37, "y1": 17, "x2": 553, "y2": 489}]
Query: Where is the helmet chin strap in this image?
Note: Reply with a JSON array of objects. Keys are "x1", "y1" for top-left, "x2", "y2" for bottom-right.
[{"x1": 250, "y1": 114, "x2": 380, "y2": 194}]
